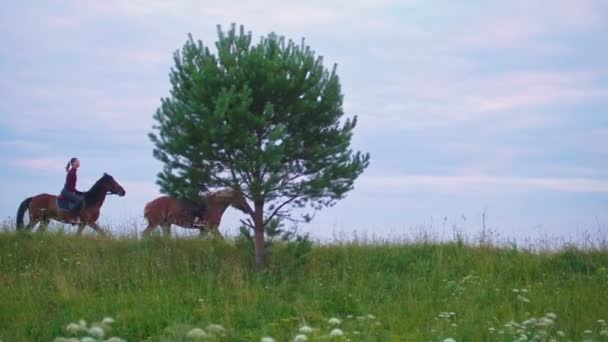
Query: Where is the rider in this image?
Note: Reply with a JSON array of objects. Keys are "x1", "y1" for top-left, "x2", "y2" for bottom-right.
[{"x1": 61, "y1": 157, "x2": 84, "y2": 222}]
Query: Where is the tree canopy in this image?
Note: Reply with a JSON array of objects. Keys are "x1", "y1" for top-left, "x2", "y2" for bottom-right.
[{"x1": 149, "y1": 24, "x2": 370, "y2": 267}]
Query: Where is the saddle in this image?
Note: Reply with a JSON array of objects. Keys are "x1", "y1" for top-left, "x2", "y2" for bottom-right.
[{"x1": 57, "y1": 194, "x2": 84, "y2": 213}]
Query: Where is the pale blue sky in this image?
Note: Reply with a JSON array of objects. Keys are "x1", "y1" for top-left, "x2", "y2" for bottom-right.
[{"x1": 1, "y1": 0, "x2": 607, "y2": 242}]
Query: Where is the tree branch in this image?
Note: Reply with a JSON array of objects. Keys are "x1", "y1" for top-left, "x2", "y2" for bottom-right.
[{"x1": 263, "y1": 195, "x2": 300, "y2": 226}]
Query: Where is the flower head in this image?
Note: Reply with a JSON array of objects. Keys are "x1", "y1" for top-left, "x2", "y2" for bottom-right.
[
  {"x1": 299, "y1": 326, "x2": 313, "y2": 334},
  {"x1": 88, "y1": 326, "x2": 105, "y2": 339},
  {"x1": 261, "y1": 337, "x2": 275, "y2": 342},
  {"x1": 206, "y1": 324, "x2": 226, "y2": 334},
  {"x1": 328, "y1": 317, "x2": 342, "y2": 325},
  {"x1": 294, "y1": 334, "x2": 308, "y2": 341},
  {"x1": 187, "y1": 328, "x2": 207, "y2": 339},
  {"x1": 329, "y1": 329, "x2": 344, "y2": 337}
]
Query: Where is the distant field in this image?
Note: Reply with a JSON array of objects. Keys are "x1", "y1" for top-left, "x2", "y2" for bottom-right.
[{"x1": 0, "y1": 228, "x2": 607, "y2": 341}]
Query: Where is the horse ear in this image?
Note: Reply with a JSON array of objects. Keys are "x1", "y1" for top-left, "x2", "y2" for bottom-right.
[{"x1": 104, "y1": 172, "x2": 108, "y2": 176}]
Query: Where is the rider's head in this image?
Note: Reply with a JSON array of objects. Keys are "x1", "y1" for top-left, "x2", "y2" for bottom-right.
[{"x1": 65, "y1": 157, "x2": 80, "y2": 172}]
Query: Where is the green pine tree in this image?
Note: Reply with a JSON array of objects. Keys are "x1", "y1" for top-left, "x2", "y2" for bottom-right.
[{"x1": 149, "y1": 23, "x2": 370, "y2": 268}]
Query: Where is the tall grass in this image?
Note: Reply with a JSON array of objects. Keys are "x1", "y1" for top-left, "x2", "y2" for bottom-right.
[{"x1": 0, "y1": 228, "x2": 607, "y2": 341}]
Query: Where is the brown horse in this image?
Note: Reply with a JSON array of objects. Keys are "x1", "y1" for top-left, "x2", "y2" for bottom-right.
[
  {"x1": 16, "y1": 173, "x2": 126, "y2": 236},
  {"x1": 143, "y1": 188, "x2": 252, "y2": 238}
]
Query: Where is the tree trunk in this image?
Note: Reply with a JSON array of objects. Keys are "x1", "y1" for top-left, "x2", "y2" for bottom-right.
[{"x1": 253, "y1": 201, "x2": 265, "y2": 269}]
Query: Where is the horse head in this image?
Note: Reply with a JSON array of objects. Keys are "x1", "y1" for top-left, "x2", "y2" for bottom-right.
[
  {"x1": 101, "y1": 172, "x2": 126, "y2": 197},
  {"x1": 214, "y1": 188, "x2": 252, "y2": 214}
]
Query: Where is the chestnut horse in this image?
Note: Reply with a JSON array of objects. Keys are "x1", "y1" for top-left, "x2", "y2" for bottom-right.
[
  {"x1": 143, "y1": 188, "x2": 252, "y2": 238},
  {"x1": 16, "y1": 173, "x2": 126, "y2": 236}
]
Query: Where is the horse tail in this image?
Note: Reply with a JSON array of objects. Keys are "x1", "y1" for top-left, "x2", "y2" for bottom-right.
[{"x1": 16, "y1": 197, "x2": 32, "y2": 230}]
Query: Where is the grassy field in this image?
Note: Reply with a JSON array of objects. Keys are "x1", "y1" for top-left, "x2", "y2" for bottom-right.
[{"x1": 0, "y1": 228, "x2": 607, "y2": 341}]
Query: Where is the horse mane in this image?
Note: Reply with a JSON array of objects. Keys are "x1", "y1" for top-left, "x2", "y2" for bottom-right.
[{"x1": 84, "y1": 174, "x2": 111, "y2": 203}]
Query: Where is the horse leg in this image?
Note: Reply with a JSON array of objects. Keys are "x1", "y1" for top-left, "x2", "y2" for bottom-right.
[
  {"x1": 142, "y1": 223, "x2": 158, "y2": 237},
  {"x1": 161, "y1": 224, "x2": 171, "y2": 238},
  {"x1": 76, "y1": 224, "x2": 86, "y2": 235},
  {"x1": 88, "y1": 222, "x2": 107, "y2": 237},
  {"x1": 37, "y1": 219, "x2": 50, "y2": 233}
]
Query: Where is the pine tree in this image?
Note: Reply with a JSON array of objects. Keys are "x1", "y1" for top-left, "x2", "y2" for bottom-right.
[{"x1": 149, "y1": 24, "x2": 370, "y2": 268}]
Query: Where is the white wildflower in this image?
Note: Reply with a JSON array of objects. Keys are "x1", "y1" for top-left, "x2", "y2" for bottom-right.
[
  {"x1": 517, "y1": 295, "x2": 530, "y2": 303},
  {"x1": 522, "y1": 318, "x2": 537, "y2": 326},
  {"x1": 105, "y1": 338, "x2": 126, "y2": 342},
  {"x1": 443, "y1": 338, "x2": 456, "y2": 342},
  {"x1": 294, "y1": 334, "x2": 308, "y2": 341},
  {"x1": 538, "y1": 317, "x2": 554, "y2": 327},
  {"x1": 366, "y1": 314, "x2": 376, "y2": 320},
  {"x1": 78, "y1": 320, "x2": 87, "y2": 328},
  {"x1": 545, "y1": 313, "x2": 557, "y2": 320},
  {"x1": 102, "y1": 317, "x2": 115, "y2": 325},
  {"x1": 584, "y1": 330, "x2": 593, "y2": 334},
  {"x1": 488, "y1": 327, "x2": 495, "y2": 333},
  {"x1": 328, "y1": 317, "x2": 342, "y2": 325},
  {"x1": 346, "y1": 315, "x2": 353, "y2": 319},
  {"x1": 186, "y1": 328, "x2": 207, "y2": 339},
  {"x1": 556, "y1": 331, "x2": 565, "y2": 338},
  {"x1": 299, "y1": 326, "x2": 313, "y2": 334},
  {"x1": 206, "y1": 323, "x2": 226, "y2": 334},
  {"x1": 600, "y1": 330, "x2": 608, "y2": 337},
  {"x1": 260, "y1": 337, "x2": 275, "y2": 342},
  {"x1": 88, "y1": 326, "x2": 105, "y2": 339},
  {"x1": 329, "y1": 329, "x2": 344, "y2": 337},
  {"x1": 599, "y1": 319, "x2": 607, "y2": 325},
  {"x1": 81, "y1": 338, "x2": 96, "y2": 342},
  {"x1": 66, "y1": 323, "x2": 84, "y2": 334},
  {"x1": 512, "y1": 289, "x2": 520, "y2": 293}
]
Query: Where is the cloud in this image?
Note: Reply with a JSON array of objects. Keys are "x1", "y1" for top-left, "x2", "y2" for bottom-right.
[
  {"x1": 5, "y1": 158, "x2": 66, "y2": 174},
  {"x1": 360, "y1": 174, "x2": 608, "y2": 193}
]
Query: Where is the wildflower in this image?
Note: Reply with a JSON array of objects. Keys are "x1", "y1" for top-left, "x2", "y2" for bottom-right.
[
  {"x1": 444, "y1": 338, "x2": 456, "y2": 342},
  {"x1": 488, "y1": 327, "x2": 496, "y2": 333},
  {"x1": 522, "y1": 318, "x2": 537, "y2": 326},
  {"x1": 329, "y1": 329, "x2": 344, "y2": 337},
  {"x1": 556, "y1": 331, "x2": 565, "y2": 338},
  {"x1": 512, "y1": 289, "x2": 520, "y2": 293},
  {"x1": 366, "y1": 314, "x2": 376, "y2": 320},
  {"x1": 299, "y1": 326, "x2": 313, "y2": 334},
  {"x1": 206, "y1": 323, "x2": 226, "y2": 334},
  {"x1": 105, "y1": 338, "x2": 126, "y2": 342},
  {"x1": 538, "y1": 317, "x2": 554, "y2": 327},
  {"x1": 584, "y1": 330, "x2": 593, "y2": 334},
  {"x1": 328, "y1": 318, "x2": 342, "y2": 325},
  {"x1": 294, "y1": 334, "x2": 308, "y2": 341},
  {"x1": 66, "y1": 323, "x2": 84, "y2": 334},
  {"x1": 187, "y1": 328, "x2": 207, "y2": 339},
  {"x1": 78, "y1": 320, "x2": 87, "y2": 328},
  {"x1": 545, "y1": 313, "x2": 557, "y2": 320},
  {"x1": 88, "y1": 326, "x2": 105, "y2": 339},
  {"x1": 599, "y1": 319, "x2": 606, "y2": 325},
  {"x1": 517, "y1": 295, "x2": 530, "y2": 303},
  {"x1": 346, "y1": 315, "x2": 353, "y2": 319},
  {"x1": 81, "y1": 338, "x2": 96, "y2": 342},
  {"x1": 102, "y1": 317, "x2": 115, "y2": 325},
  {"x1": 261, "y1": 337, "x2": 275, "y2": 342},
  {"x1": 600, "y1": 330, "x2": 608, "y2": 337}
]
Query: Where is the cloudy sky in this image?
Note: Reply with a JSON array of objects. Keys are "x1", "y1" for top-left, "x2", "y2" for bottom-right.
[{"x1": 1, "y1": 0, "x2": 607, "y2": 242}]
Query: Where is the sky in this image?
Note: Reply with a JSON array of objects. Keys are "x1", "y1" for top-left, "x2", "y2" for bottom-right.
[{"x1": 1, "y1": 0, "x2": 607, "y2": 244}]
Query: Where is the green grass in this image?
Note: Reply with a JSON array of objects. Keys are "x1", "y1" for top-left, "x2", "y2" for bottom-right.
[{"x1": 0, "y1": 229, "x2": 607, "y2": 341}]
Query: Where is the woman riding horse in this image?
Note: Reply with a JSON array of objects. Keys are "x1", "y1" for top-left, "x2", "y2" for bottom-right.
[
  {"x1": 143, "y1": 188, "x2": 252, "y2": 238},
  {"x1": 16, "y1": 172, "x2": 126, "y2": 235}
]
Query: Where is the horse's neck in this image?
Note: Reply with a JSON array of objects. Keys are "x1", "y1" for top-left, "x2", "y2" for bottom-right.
[
  {"x1": 207, "y1": 200, "x2": 230, "y2": 215},
  {"x1": 85, "y1": 187, "x2": 107, "y2": 207}
]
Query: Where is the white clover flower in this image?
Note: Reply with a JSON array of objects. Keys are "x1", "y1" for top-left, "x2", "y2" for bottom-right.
[
  {"x1": 443, "y1": 338, "x2": 456, "y2": 342},
  {"x1": 260, "y1": 337, "x2": 275, "y2": 342},
  {"x1": 88, "y1": 326, "x2": 105, "y2": 339},
  {"x1": 545, "y1": 313, "x2": 557, "y2": 320},
  {"x1": 206, "y1": 324, "x2": 226, "y2": 334},
  {"x1": 328, "y1": 317, "x2": 342, "y2": 325},
  {"x1": 294, "y1": 334, "x2": 308, "y2": 341},
  {"x1": 102, "y1": 317, "x2": 115, "y2": 325},
  {"x1": 104, "y1": 338, "x2": 126, "y2": 342},
  {"x1": 299, "y1": 326, "x2": 313, "y2": 334},
  {"x1": 187, "y1": 328, "x2": 207, "y2": 339},
  {"x1": 329, "y1": 329, "x2": 344, "y2": 337}
]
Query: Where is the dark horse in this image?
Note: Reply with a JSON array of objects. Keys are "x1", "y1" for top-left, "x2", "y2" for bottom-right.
[
  {"x1": 143, "y1": 188, "x2": 252, "y2": 238},
  {"x1": 16, "y1": 173, "x2": 126, "y2": 235}
]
